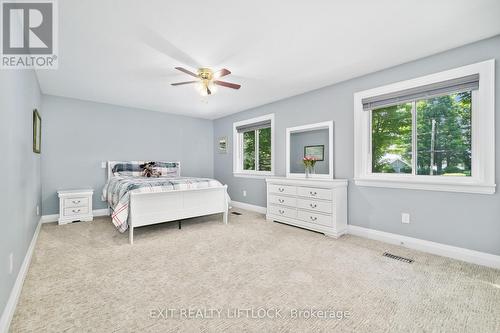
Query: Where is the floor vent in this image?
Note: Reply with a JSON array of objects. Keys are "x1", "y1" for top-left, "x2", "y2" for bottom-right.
[
  {"x1": 231, "y1": 212, "x2": 242, "y2": 215},
  {"x1": 383, "y1": 252, "x2": 414, "y2": 263}
]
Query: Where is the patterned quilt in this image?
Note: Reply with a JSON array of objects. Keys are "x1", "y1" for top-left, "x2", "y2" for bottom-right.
[{"x1": 102, "y1": 176, "x2": 225, "y2": 232}]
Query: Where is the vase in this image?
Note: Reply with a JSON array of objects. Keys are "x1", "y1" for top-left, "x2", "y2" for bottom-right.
[{"x1": 305, "y1": 167, "x2": 310, "y2": 178}]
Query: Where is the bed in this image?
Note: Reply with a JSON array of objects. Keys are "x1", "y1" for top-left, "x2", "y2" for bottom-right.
[{"x1": 103, "y1": 161, "x2": 229, "y2": 244}]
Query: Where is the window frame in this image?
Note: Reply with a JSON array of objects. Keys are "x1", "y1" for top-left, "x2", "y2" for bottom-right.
[
  {"x1": 354, "y1": 60, "x2": 495, "y2": 194},
  {"x1": 233, "y1": 114, "x2": 275, "y2": 178}
]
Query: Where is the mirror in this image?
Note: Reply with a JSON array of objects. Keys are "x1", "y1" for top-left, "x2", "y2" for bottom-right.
[{"x1": 286, "y1": 121, "x2": 334, "y2": 178}]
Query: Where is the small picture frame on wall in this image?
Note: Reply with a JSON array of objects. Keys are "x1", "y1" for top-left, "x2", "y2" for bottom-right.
[
  {"x1": 33, "y1": 109, "x2": 41, "y2": 154},
  {"x1": 218, "y1": 136, "x2": 228, "y2": 154},
  {"x1": 304, "y1": 145, "x2": 324, "y2": 161}
]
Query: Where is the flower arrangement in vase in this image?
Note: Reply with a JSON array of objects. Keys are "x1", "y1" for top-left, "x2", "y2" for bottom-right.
[{"x1": 302, "y1": 156, "x2": 317, "y2": 178}]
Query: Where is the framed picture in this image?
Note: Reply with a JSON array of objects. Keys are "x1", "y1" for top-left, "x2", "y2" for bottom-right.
[
  {"x1": 304, "y1": 145, "x2": 324, "y2": 161},
  {"x1": 218, "y1": 136, "x2": 227, "y2": 154},
  {"x1": 33, "y1": 109, "x2": 41, "y2": 154}
]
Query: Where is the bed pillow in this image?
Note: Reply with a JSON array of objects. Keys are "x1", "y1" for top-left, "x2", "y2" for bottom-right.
[
  {"x1": 154, "y1": 162, "x2": 180, "y2": 177},
  {"x1": 112, "y1": 161, "x2": 144, "y2": 177}
]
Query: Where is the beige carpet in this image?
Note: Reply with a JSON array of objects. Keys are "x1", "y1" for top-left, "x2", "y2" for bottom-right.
[{"x1": 10, "y1": 209, "x2": 500, "y2": 332}]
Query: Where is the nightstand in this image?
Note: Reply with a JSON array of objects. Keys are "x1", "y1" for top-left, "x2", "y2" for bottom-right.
[{"x1": 57, "y1": 189, "x2": 94, "y2": 225}]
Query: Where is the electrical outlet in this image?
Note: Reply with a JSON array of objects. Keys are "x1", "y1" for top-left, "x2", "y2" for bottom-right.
[
  {"x1": 101, "y1": 161, "x2": 107, "y2": 169},
  {"x1": 36, "y1": 205, "x2": 40, "y2": 216},
  {"x1": 401, "y1": 213, "x2": 410, "y2": 224},
  {"x1": 9, "y1": 253, "x2": 13, "y2": 274},
  {"x1": 243, "y1": 190, "x2": 247, "y2": 197}
]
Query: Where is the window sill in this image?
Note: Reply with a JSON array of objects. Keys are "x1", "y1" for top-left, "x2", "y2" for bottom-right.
[
  {"x1": 233, "y1": 172, "x2": 274, "y2": 179},
  {"x1": 354, "y1": 177, "x2": 496, "y2": 194}
]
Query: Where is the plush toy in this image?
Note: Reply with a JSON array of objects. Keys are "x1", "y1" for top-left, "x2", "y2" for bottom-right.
[{"x1": 140, "y1": 161, "x2": 162, "y2": 178}]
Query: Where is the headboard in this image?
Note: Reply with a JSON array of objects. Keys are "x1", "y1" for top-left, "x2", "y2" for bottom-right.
[{"x1": 106, "y1": 161, "x2": 181, "y2": 181}]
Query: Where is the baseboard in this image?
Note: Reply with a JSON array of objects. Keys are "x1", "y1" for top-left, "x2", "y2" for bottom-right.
[
  {"x1": 348, "y1": 225, "x2": 500, "y2": 270},
  {"x1": 231, "y1": 201, "x2": 267, "y2": 214},
  {"x1": 0, "y1": 218, "x2": 42, "y2": 333},
  {"x1": 94, "y1": 208, "x2": 111, "y2": 217},
  {"x1": 41, "y1": 208, "x2": 110, "y2": 223}
]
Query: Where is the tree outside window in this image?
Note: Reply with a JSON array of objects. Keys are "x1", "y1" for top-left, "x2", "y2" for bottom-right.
[{"x1": 371, "y1": 91, "x2": 472, "y2": 177}]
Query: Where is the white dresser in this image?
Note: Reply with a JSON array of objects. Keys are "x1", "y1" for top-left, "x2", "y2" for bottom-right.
[
  {"x1": 57, "y1": 189, "x2": 94, "y2": 225},
  {"x1": 265, "y1": 177, "x2": 348, "y2": 238}
]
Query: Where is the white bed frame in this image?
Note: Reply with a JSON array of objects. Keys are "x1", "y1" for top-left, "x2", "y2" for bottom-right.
[{"x1": 107, "y1": 161, "x2": 229, "y2": 244}]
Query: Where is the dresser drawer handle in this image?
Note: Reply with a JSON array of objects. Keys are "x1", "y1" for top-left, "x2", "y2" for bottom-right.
[
  {"x1": 72, "y1": 209, "x2": 81, "y2": 213},
  {"x1": 279, "y1": 209, "x2": 285, "y2": 214},
  {"x1": 310, "y1": 216, "x2": 317, "y2": 221},
  {"x1": 309, "y1": 191, "x2": 317, "y2": 196},
  {"x1": 278, "y1": 199, "x2": 285, "y2": 203},
  {"x1": 310, "y1": 203, "x2": 317, "y2": 208},
  {"x1": 72, "y1": 200, "x2": 81, "y2": 204},
  {"x1": 278, "y1": 187, "x2": 284, "y2": 192}
]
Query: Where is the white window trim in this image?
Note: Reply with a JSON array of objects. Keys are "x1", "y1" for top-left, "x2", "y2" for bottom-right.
[
  {"x1": 353, "y1": 60, "x2": 495, "y2": 194},
  {"x1": 233, "y1": 113, "x2": 275, "y2": 178}
]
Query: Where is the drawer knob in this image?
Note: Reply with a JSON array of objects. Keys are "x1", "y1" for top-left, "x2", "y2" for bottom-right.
[
  {"x1": 310, "y1": 191, "x2": 317, "y2": 196},
  {"x1": 310, "y1": 203, "x2": 317, "y2": 208},
  {"x1": 310, "y1": 216, "x2": 317, "y2": 221},
  {"x1": 72, "y1": 200, "x2": 81, "y2": 204},
  {"x1": 278, "y1": 199, "x2": 284, "y2": 203},
  {"x1": 279, "y1": 209, "x2": 285, "y2": 214},
  {"x1": 72, "y1": 209, "x2": 81, "y2": 213},
  {"x1": 278, "y1": 187, "x2": 284, "y2": 192}
]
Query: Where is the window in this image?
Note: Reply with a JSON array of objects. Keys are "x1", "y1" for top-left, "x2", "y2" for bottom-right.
[
  {"x1": 371, "y1": 92, "x2": 472, "y2": 177},
  {"x1": 354, "y1": 60, "x2": 495, "y2": 194},
  {"x1": 233, "y1": 114, "x2": 274, "y2": 177}
]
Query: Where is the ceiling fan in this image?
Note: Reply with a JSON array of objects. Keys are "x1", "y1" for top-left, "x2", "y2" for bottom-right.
[{"x1": 171, "y1": 67, "x2": 241, "y2": 96}]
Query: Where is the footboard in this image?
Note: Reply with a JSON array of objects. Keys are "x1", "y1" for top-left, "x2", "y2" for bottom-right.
[{"x1": 128, "y1": 185, "x2": 228, "y2": 244}]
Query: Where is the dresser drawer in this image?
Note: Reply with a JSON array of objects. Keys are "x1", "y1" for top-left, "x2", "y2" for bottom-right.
[
  {"x1": 269, "y1": 195, "x2": 297, "y2": 207},
  {"x1": 64, "y1": 197, "x2": 89, "y2": 208},
  {"x1": 297, "y1": 210, "x2": 333, "y2": 227},
  {"x1": 268, "y1": 205, "x2": 297, "y2": 219},
  {"x1": 64, "y1": 206, "x2": 89, "y2": 217},
  {"x1": 297, "y1": 198, "x2": 332, "y2": 214},
  {"x1": 268, "y1": 184, "x2": 296, "y2": 196},
  {"x1": 297, "y1": 187, "x2": 333, "y2": 201}
]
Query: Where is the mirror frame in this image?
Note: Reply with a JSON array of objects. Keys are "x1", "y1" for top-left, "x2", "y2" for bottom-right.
[{"x1": 286, "y1": 121, "x2": 334, "y2": 179}]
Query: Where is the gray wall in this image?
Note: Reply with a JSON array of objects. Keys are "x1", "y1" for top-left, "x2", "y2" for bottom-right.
[
  {"x1": 290, "y1": 129, "x2": 329, "y2": 174},
  {"x1": 0, "y1": 70, "x2": 41, "y2": 316},
  {"x1": 41, "y1": 95, "x2": 214, "y2": 215},
  {"x1": 214, "y1": 35, "x2": 500, "y2": 256}
]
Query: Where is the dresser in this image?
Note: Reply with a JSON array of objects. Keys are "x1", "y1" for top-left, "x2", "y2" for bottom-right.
[
  {"x1": 57, "y1": 189, "x2": 94, "y2": 225},
  {"x1": 265, "y1": 177, "x2": 348, "y2": 238}
]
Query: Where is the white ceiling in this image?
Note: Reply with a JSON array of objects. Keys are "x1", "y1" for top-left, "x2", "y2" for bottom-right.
[{"x1": 36, "y1": 0, "x2": 500, "y2": 119}]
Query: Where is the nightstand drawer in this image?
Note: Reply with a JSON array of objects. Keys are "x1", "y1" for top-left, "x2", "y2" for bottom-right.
[
  {"x1": 64, "y1": 206, "x2": 89, "y2": 217},
  {"x1": 64, "y1": 197, "x2": 88, "y2": 208}
]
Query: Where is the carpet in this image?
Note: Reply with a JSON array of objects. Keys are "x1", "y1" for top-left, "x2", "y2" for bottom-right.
[{"x1": 10, "y1": 209, "x2": 500, "y2": 332}]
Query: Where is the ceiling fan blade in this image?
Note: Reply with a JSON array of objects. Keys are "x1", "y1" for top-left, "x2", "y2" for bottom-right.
[
  {"x1": 214, "y1": 80, "x2": 241, "y2": 90},
  {"x1": 175, "y1": 67, "x2": 199, "y2": 78},
  {"x1": 171, "y1": 80, "x2": 198, "y2": 86},
  {"x1": 214, "y1": 68, "x2": 231, "y2": 79}
]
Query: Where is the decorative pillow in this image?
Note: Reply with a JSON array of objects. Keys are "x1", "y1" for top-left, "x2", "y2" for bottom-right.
[{"x1": 140, "y1": 161, "x2": 162, "y2": 178}]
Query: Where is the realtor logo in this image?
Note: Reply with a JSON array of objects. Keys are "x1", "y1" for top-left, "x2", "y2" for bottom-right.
[{"x1": 1, "y1": 0, "x2": 58, "y2": 69}]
